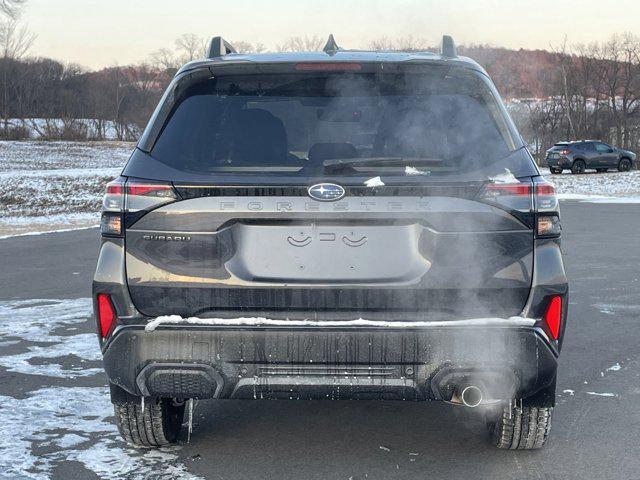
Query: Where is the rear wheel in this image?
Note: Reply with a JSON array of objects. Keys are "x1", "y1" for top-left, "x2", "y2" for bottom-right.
[
  {"x1": 571, "y1": 160, "x2": 586, "y2": 174},
  {"x1": 596, "y1": 168, "x2": 608, "y2": 173},
  {"x1": 618, "y1": 158, "x2": 632, "y2": 172},
  {"x1": 112, "y1": 394, "x2": 186, "y2": 447},
  {"x1": 486, "y1": 400, "x2": 553, "y2": 449},
  {"x1": 549, "y1": 167, "x2": 562, "y2": 174}
]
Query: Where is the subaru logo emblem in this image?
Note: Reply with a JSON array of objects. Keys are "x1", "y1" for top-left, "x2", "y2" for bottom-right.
[{"x1": 308, "y1": 183, "x2": 345, "y2": 202}]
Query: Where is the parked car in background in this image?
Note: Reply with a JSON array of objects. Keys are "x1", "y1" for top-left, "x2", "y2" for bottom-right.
[{"x1": 545, "y1": 140, "x2": 636, "y2": 174}]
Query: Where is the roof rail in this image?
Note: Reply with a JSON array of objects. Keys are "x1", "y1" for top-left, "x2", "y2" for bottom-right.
[
  {"x1": 207, "y1": 36, "x2": 237, "y2": 58},
  {"x1": 440, "y1": 35, "x2": 457, "y2": 58},
  {"x1": 323, "y1": 34, "x2": 340, "y2": 55}
]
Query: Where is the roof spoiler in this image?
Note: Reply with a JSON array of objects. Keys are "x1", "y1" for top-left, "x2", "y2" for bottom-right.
[
  {"x1": 207, "y1": 36, "x2": 237, "y2": 58},
  {"x1": 440, "y1": 35, "x2": 457, "y2": 58}
]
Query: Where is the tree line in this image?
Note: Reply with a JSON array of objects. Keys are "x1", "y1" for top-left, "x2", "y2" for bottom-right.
[{"x1": 1, "y1": 12, "x2": 639, "y2": 160}]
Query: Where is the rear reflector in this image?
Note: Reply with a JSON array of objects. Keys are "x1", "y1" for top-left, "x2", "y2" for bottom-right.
[
  {"x1": 544, "y1": 296, "x2": 562, "y2": 340},
  {"x1": 295, "y1": 62, "x2": 363, "y2": 71},
  {"x1": 97, "y1": 293, "x2": 116, "y2": 339}
]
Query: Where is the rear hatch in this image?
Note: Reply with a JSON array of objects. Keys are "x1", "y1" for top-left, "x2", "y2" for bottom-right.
[
  {"x1": 120, "y1": 63, "x2": 540, "y2": 320},
  {"x1": 546, "y1": 143, "x2": 571, "y2": 160}
]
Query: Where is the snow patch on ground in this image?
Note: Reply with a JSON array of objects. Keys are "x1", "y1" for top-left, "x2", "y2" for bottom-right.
[
  {"x1": 607, "y1": 363, "x2": 622, "y2": 372},
  {"x1": 0, "y1": 298, "x2": 200, "y2": 479},
  {"x1": 586, "y1": 392, "x2": 617, "y2": 397},
  {"x1": 0, "y1": 298, "x2": 102, "y2": 378},
  {"x1": 0, "y1": 387, "x2": 201, "y2": 479},
  {"x1": 541, "y1": 168, "x2": 640, "y2": 201},
  {"x1": 0, "y1": 141, "x2": 131, "y2": 237}
]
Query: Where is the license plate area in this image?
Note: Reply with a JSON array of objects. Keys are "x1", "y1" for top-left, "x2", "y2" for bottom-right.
[{"x1": 225, "y1": 223, "x2": 430, "y2": 284}]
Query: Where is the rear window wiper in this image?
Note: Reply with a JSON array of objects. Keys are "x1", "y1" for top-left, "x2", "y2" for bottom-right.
[{"x1": 323, "y1": 157, "x2": 445, "y2": 171}]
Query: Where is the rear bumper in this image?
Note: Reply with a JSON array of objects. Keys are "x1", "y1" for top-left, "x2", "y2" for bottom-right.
[
  {"x1": 102, "y1": 322, "x2": 558, "y2": 403},
  {"x1": 546, "y1": 156, "x2": 570, "y2": 167}
]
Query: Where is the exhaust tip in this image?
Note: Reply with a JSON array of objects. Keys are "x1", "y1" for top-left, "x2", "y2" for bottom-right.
[{"x1": 459, "y1": 385, "x2": 483, "y2": 408}]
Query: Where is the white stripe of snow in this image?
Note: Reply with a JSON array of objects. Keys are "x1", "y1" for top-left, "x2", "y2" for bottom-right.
[
  {"x1": 144, "y1": 315, "x2": 534, "y2": 331},
  {"x1": 586, "y1": 392, "x2": 617, "y2": 397}
]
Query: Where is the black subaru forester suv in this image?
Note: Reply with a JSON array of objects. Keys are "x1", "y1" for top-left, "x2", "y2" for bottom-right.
[{"x1": 94, "y1": 35, "x2": 568, "y2": 449}]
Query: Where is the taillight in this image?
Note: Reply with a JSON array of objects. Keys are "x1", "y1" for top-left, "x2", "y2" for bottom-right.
[
  {"x1": 478, "y1": 177, "x2": 561, "y2": 237},
  {"x1": 477, "y1": 182, "x2": 533, "y2": 212},
  {"x1": 97, "y1": 293, "x2": 117, "y2": 339},
  {"x1": 103, "y1": 177, "x2": 126, "y2": 211},
  {"x1": 100, "y1": 177, "x2": 177, "y2": 237},
  {"x1": 543, "y1": 296, "x2": 562, "y2": 340}
]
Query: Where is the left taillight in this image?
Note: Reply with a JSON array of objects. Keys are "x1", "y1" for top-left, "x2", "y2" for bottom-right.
[
  {"x1": 101, "y1": 177, "x2": 177, "y2": 237},
  {"x1": 96, "y1": 293, "x2": 117, "y2": 339},
  {"x1": 543, "y1": 295, "x2": 563, "y2": 340}
]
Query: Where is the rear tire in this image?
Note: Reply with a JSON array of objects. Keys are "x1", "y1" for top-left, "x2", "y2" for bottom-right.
[
  {"x1": 487, "y1": 400, "x2": 553, "y2": 450},
  {"x1": 618, "y1": 158, "x2": 631, "y2": 172},
  {"x1": 113, "y1": 396, "x2": 186, "y2": 447},
  {"x1": 549, "y1": 167, "x2": 562, "y2": 174},
  {"x1": 571, "y1": 160, "x2": 586, "y2": 174}
]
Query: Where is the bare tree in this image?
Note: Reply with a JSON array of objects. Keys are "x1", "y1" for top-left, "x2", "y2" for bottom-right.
[
  {"x1": 150, "y1": 47, "x2": 179, "y2": 70},
  {"x1": 174, "y1": 33, "x2": 207, "y2": 63},
  {"x1": 232, "y1": 40, "x2": 265, "y2": 54},
  {"x1": 0, "y1": 17, "x2": 35, "y2": 59},
  {"x1": 0, "y1": 0, "x2": 26, "y2": 19},
  {"x1": 276, "y1": 35, "x2": 323, "y2": 52},
  {"x1": 369, "y1": 35, "x2": 427, "y2": 52}
]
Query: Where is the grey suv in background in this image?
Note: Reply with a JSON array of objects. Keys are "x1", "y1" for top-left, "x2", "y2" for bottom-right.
[
  {"x1": 546, "y1": 140, "x2": 636, "y2": 174},
  {"x1": 93, "y1": 35, "x2": 568, "y2": 450}
]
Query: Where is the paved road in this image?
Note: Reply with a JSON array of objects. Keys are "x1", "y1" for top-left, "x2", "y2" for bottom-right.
[{"x1": 1, "y1": 201, "x2": 639, "y2": 479}]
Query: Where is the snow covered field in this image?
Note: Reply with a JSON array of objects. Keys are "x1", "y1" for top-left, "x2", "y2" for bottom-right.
[
  {"x1": 0, "y1": 298, "x2": 200, "y2": 479},
  {"x1": 540, "y1": 167, "x2": 640, "y2": 201},
  {"x1": 0, "y1": 141, "x2": 638, "y2": 238},
  {"x1": 0, "y1": 142, "x2": 131, "y2": 237}
]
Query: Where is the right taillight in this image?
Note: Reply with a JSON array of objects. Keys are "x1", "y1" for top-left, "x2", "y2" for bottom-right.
[
  {"x1": 477, "y1": 182, "x2": 533, "y2": 212},
  {"x1": 100, "y1": 177, "x2": 177, "y2": 237},
  {"x1": 478, "y1": 177, "x2": 561, "y2": 238}
]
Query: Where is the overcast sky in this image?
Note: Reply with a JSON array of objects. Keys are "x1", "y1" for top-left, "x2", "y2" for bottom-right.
[{"x1": 21, "y1": 0, "x2": 640, "y2": 69}]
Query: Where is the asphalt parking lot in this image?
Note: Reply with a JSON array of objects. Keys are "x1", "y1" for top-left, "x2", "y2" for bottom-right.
[{"x1": 1, "y1": 201, "x2": 639, "y2": 479}]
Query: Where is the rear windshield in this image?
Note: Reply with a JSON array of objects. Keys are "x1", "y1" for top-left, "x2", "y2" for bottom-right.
[{"x1": 147, "y1": 68, "x2": 524, "y2": 178}]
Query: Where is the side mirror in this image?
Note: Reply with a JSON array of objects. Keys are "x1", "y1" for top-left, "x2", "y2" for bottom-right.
[{"x1": 608, "y1": 148, "x2": 614, "y2": 153}]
